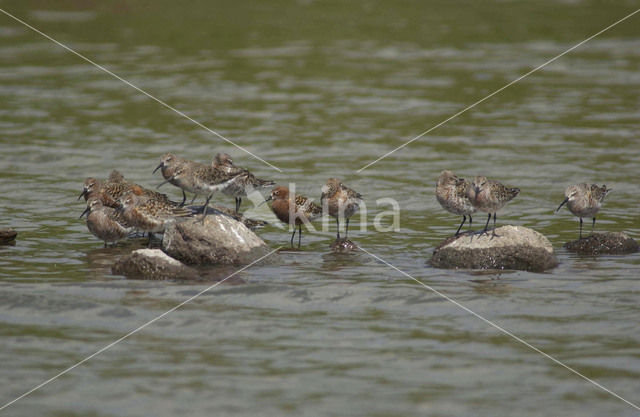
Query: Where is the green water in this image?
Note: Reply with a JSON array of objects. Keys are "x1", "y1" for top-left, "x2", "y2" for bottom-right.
[{"x1": 1, "y1": 1, "x2": 639, "y2": 416}]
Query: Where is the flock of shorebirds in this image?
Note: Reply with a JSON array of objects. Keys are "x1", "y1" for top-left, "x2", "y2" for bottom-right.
[
  {"x1": 78, "y1": 154, "x2": 610, "y2": 249},
  {"x1": 78, "y1": 153, "x2": 363, "y2": 248},
  {"x1": 436, "y1": 170, "x2": 611, "y2": 239}
]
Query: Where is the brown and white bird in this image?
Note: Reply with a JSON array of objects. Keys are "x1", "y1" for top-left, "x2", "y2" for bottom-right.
[
  {"x1": 80, "y1": 196, "x2": 134, "y2": 247},
  {"x1": 153, "y1": 153, "x2": 191, "y2": 206},
  {"x1": 263, "y1": 186, "x2": 322, "y2": 247},
  {"x1": 119, "y1": 192, "x2": 193, "y2": 245},
  {"x1": 320, "y1": 178, "x2": 362, "y2": 239},
  {"x1": 467, "y1": 176, "x2": 520, "y2": 236},
  {"x1": 435, "y1": 170, "x2": 476, "y2": 236},
  {"x1": 212, "y1": 153, "x2": 275, "y2": 213},
  {"x1": 555, "y1": 183, "x2": 611, "y2": 239}
]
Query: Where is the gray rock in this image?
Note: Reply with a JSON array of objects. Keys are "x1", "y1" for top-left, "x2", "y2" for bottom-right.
[
  {"x1": 112, "y1": 249, "x2": 200, "y2": 280},
  {"x1": 431, "y1": 225, "x2": 557, "y2": 272},
  {"x1": 162, "y1": 214, "x2": 270, "y2": 265},
  {"x1": 564, "y1": 232, "x2": 639, "y2": 255}
]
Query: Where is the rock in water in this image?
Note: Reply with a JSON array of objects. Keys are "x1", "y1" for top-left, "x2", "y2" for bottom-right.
[
  {"x1": 0, "y1": 229, "x2": 17, "y2": 245},
  {"x1": 564, "y1": 232, "x2": 639, "y2": 255},
  {"x1": 330, "y1": 238, "x2": 358, "y2": 253},
  {"x1": 162, "y1": 214, "x2": 270, "y2": 265},
  {"x1": 112, "y1": 249, "x2": 200, "y2": 280},
  {"x1": 431, "y1": 225, "x2": 557, "y2": 272}
]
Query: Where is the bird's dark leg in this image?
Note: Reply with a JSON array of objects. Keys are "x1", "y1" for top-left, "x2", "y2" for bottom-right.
[
  {"x1": 482, "y1": 213, "x2": 491, "y2": 233},
  {"x1": 235, "y1": 197, "x2": 241, "y2": 214},
  {"x1": 579, "y1": 217, "x2": 583, "y2": 239},
  {"x1": 190, "y1": 194, "x2": 198, "y2": 205},
  {"x1": 346, "y1": 218, "x2": 350, "y2": 239},
  {"x1": 103, "y1": 241, "x2": 107, "y2": 248},
  {"x1": 179, "y1": 190, "x2": 186, "y2": 207},
  {"x1": 290, "y1": 226, "x2": 296, "y2": 248},
  {"x1": 468, "y1": 215, "x2": 473, "y2": 232},
  {"x1": 591, "y1": 217, "x2": 596, "y2": 236},
  {"x1": 298, "y1": 224, "x2": 302, "y2": 248},
  {"x1": 491, "y1": 213, "x2": 498, "y2": 237},
  {"x1": 200, "y1": 194, "x2": 212, "y2": 221},
  {"x1": 148, "y1": 232, "x2": 154, "y2": 247},
  {"x1": 455, "y1": 215, "x2": 466, "y2": 236},
  {"x1": 336, "y1": 217, "x2": 340, "y2": 239}
]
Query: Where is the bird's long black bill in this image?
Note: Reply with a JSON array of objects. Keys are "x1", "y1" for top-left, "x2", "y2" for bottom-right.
[
  {"x1": 555, "y1": 197, "x2": 569, "y2": 213},
  {"x1": 156, "y1": 178, "x2": 172, "y2": 189},
  {"x1": 78, "y1": 189, "x2": 87, "y2": 201},
  {"x1": 152, "y1": 163, "x2": 163, "y2": 174},
  {"x1": 79, "y1": 206, "x2": 90, "y2": 219},
  {"x1": 258, "y1": 196, "x2": 272, "y2": 207}
]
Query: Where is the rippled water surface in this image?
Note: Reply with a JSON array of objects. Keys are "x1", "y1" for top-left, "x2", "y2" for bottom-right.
[{"x1": 1, "y1": 1, "x2": 639, "y2": 416}]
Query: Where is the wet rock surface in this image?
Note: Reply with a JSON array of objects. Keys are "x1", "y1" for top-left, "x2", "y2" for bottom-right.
[
  {"x1": 330, "y1": 238, "x2": 358, "y2": 253},
  {"x1": 112, "y1": 249, "x2": 200, "y2": 280},
  {"x1": 162, "y1": 214, "x2": 270, "y2": 265},
  {"x1": 0, "y1": 229, "x2": 17, "y2": 245},
  {"x1": 564, "y1": 232, "x2": 639, "y2": 255},
  {"x1": 431, "y1": 225, "x2": 557, "y2": 272}
]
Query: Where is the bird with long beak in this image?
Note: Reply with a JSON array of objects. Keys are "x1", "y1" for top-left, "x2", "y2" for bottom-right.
[
  {"x1": 153, "y1": 153, "x2": 192, "y2": 206},
  {"x1": 555, "y1": 183, "x2": 611, "y2": 239},
  {"x1": 212, "y1": 153, "x2": 275, "y2": 214},
  {"x1": 80, "y1": 196, "x2": 134, "y2": 247},
  {"x1": 262, "y1": 186, "x2": 322, "y2": 248},
  {"x1": 320, "y1": 178, "x2": 362, "y2": 239},
  {"x1": 467, "y1": 176, "x2": 520, "y2": 236}
]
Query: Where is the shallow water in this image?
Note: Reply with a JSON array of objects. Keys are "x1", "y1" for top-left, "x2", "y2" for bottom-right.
[{"x1": 1, "y1": 1, "x2": 639, "y2": 416}]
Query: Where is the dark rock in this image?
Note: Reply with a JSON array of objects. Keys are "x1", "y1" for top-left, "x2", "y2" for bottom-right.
[
  {"x1": 431, "y1": 225, "x2": 557, "y2": 272},
  {"x1": 564, "y1": 232, "x2": 639, "y2": 255},
  {"x1": 112, "y1": 249, "x2": 200, "y2": 280},
  {"x1": 162, "y1": 214, "x2": 270, "y2": 265},
  {"x1": 331, "y1": 238, "x2": 358, "y2": 253},
  {"x1": 0, "y1": 229, "x2": 17, "y2": 245}
]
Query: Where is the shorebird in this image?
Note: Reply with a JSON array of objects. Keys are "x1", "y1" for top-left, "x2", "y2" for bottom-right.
[
  {"x1": 467, "y1": 176, "x2": 520, "y2": 236},
  {"x1": 153, "y1": 153, "x2": 191, "y2": 206},
  {"x1": 320, "y1": 178, "x2": 362, "y2": 239},
  {"x1": 80, "y1": 170, "x2": 171, "y2": 208},
  {"x1": 263, "y1": 186, "x2": 322, "y2": 247},
  {"x1": 212, "y1": 153, "x2": 275, "y2": 213},
  {"x1": 555, "y1": 183, "x2": 611, "y2": 239},
  {"x1": 80, "y1": 196, "x2": 134, "y2": 247},
  {"x1": 154, "y1": 154, "x2": 242, "y2": 219},
  {"x1": 435, "y1": 170, "x2": 476, "y2": 236},
  {"x1": 119, "y1": 191, "x2": 193, "y2": 243}
]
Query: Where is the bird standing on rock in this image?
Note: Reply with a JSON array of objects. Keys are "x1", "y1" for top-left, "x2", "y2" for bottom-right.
[
  {"x1": 212, "y1": 153, "x2": 275, "y2": 214},
  {"x1": 555, "y1": 183, "x2": 611, "y2": 239},
  {"x1": 435, "y1": 170, "x2": 476, "y2": 236},
  {"x1": 467, "y1": 176, "x2": 520, "y2": 236}
]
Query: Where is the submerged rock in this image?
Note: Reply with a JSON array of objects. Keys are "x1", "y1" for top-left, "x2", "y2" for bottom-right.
[
  {"x1": 431, "y1": 225, "x2": 557, "y2": 272},
  {"x1": 330, "y1": 238, "x2": 358, "y2": 253},
  {"x1": 162, "y1": 214, "x2": 270, "y2": 265},
  {"x1": 564, "y1": 232, "x2": 639, "y2": 255},
  {"x1": 0, "y1": 229, "x2": 17, "y2": 245},
  {"x1": 112, "y1": 249, "x2": 200, "y2": 280}
]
